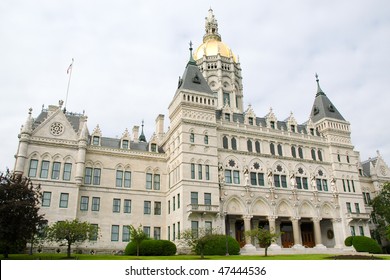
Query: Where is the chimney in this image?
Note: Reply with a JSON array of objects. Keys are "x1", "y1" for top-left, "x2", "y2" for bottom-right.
[
  {"x1": 132, "y1": 126, "x2": 139, "y2": 143},
  {"x1": 155, "y1": 114, "x2": 165, "y2": 138}
]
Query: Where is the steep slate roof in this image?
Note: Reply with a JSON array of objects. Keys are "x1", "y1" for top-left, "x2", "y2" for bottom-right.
[
  {"x1": 97, "y1": 137, "x2": 154, "y2": 152},
  {"x1": 310, "y1": 76, "x2": 345, "y2": 123},
  {"x1": 32, "y1": 110, "x2": 81, "y2": 132},
  {"x1": 178, "y1": 46, "x2": 214, "y2": 95}
]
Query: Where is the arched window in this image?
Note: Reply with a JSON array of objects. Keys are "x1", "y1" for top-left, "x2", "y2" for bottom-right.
[
  {"x1": 291, "y1": 146, "x2": 297, "y2": 158},
  {"x1": 204, "y1": 134, "x2": 209, "y2": 145},
  {"x1": 222, "y1": 136, "x2": 228, "y2": 149},
  {"x1": 298, "y1": 147, "x2": 304, "y2": 159},
  {"x1": 247, "y1": 140, "x2": 253, "y2": 152},
  {"x1": 277, "y1": 144, "x2": 283, "y2": 156},
  {"x1": 231, "y1": 137, "x2": 237, "y2": 150},
  {"x1": 255, "y1": 141, "x2": 261, "y2": 153},
  {"x1": 270, "y1": 143, "x2": 275, "y2": 155},
  {"x1": 311, "y1": 149, "x2": 316, "y2": 161},
  {"x1": 318, "y1": 150, "x2": 323, "y2": 161},
  {"x1": 190, "y1": 132, "x2": 195, "y2": 143}
]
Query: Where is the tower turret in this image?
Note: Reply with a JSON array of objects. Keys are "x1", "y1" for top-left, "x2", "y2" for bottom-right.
[{"x1": 193, "y1": 9, "x2": 244, "y2": 113}]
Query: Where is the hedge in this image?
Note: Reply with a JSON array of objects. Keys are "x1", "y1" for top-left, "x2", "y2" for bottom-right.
[
  {"x1": 195, "y1": 235, "x2": 240, "y2": 255},
  {"x1": 125, "y1": 240, "x2": 176, "y2": 256},
  {"x1": 344, "y1": 236, "x2": 354, "y2": 247},
  {"x1": 344, "y1": 236, "x2": 382, "y2": 254}
]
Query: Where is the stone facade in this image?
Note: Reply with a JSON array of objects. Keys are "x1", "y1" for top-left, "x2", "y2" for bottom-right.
[{"x1": 13, "y1": 9, "x2": 389, "y2": 253}]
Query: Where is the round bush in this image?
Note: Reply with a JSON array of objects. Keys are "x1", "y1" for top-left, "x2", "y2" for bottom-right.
[
  {"x1": 125, "y1": 240, "x2": 176, "y2": 256},
  {"x1": 344, "y1": 236, "x2": 354, "y2": 247},
  {"x1": 195, "y1": 235, "x2": 240, "y2": 255},
  {"x1": 351, "y1": 236, "x2": 382, "y2": 254}
]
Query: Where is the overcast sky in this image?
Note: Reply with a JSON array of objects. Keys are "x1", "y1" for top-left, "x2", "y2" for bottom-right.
[{"x1": 1, "y1": 0, "x2": 389, "y2": 170}]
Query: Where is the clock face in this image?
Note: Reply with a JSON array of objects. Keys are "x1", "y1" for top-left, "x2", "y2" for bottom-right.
[{"x1": 380, "y1": 165, "x2": 387, "y2": 176}]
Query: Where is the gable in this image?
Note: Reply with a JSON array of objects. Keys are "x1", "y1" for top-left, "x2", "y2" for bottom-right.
[{"x1": 32, "y1": 108, "x2": 80, "y2": 141}]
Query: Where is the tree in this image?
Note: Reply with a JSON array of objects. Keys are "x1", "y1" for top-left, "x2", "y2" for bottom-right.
[
  {"x1": 46, "y1": 219, "x2": 98, "y2": 258},
  {"x1": 0, "y1": 171, "x2": 46, "y2": 258},
  {"x1": 128, "y1": 224, "x2": 147, "y2": 256},
  {"x1": 371, "y1": 182, "x2": 390, "y2": 243},
  {"x1": 180, "y1": 227, "x2": 220, "y2": 259},
  {"x1": 246, "y1": 227, "x2": 281, "y2": 257}
]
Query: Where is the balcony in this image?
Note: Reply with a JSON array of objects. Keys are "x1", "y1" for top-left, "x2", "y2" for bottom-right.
[
  {"x1": 187, "y1": 204, "x2": 219, "y2": 215},
  {"x1": 346, "y1": 211, "x2": 370, "y2": 223}
]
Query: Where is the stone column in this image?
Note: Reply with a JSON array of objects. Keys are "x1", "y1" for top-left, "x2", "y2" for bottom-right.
[
  {"x1": 268, "y1": 216, "x2": 281, "y2": 250},
  {"x1": 243, "y1": 215, "x2": 252, "y2": 245},
  {"x1": 291, "y1": 217, "x2": 304, "y2": 249},
  {"x1": 332, "y1": 218, "x2": 344, "y2": 249},
  {"x1": 229, "y1": 219, "x2": 236, "y2": 238},
  {"x1": 221, "y1": 212, "x2": 227, "y2": 237},
  {"x1": 312, "y1": 217, "x2": 326, "y2": 249},
  {"x1": 241, "y1": 215, "x2": 256, "y2": 252}
]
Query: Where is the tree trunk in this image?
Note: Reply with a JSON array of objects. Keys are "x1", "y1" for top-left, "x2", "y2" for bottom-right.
[
  {"x1": 67, "y1": 242, "x2": 71, "y2": 258},
  {"x1": 3, "y1": 245, "x2": 9, "y2": 259},
  {"x1": 265, "y1": 246, "x2": 268, "y2": 257}
]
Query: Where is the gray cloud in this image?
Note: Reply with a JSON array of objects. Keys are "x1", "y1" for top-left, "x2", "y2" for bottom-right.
[{"x1": 1, "y1": 0, "x2": 389, "y2": 170}]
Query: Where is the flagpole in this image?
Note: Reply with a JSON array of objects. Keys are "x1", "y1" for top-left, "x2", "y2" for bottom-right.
[{"x1": 64, "y1": 58, "x2": 74, "y2": 112}]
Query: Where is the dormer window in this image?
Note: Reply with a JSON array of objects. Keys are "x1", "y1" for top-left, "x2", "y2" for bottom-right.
[
  {"x1": 290, "y1": 125, "x2": 295, "y2": 132},
  {"x1": 151, "y1": 143, "x2": 157, "y2": 152},
  {"x1": 92, "y1": 136, "x2": 100, "y2": 145},
  {"x1": 122, "y1": 139, "x2": 129, "y2": 149},
  {"x1": 310, "y1": 128, "x2": 314, "y2": 135},
  {"x1": 225, "y1": 113, "x2": 230, "y2": 121},
  {"x1": 248, "y1": 117, "x2": 254, "y2": 125},
  {"x1": 270, "y1": 121, "x2": 275, "y2": 129}
]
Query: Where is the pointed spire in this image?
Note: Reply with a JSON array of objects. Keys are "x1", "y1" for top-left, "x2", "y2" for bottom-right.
[
  {"x1": 139, "y1": 120, "x2": 146, "y2": 142},
  {"x1": 21, "y1": 108, "x2": 33, "y2": 134},
  {"x1": 315, "y1": 73, "x2": 325, "y2": 96},
  {"x1": 187, "y1": 41, "x2": 196, "y2": 66}
]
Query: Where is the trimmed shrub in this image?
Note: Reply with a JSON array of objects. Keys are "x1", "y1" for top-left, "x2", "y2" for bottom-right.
[
  {"x1": 195, "y1": 235, "x2": 240, "y2": 255},
  {"x1": 344, "y1": 236, "x2": 354, "y2": 247},
  {"x1": 350, "y1": 236, "x2": 382, "y2": 254},
  {"x1": 125, "y1": 240, "x2": 176, "y2": 256}
]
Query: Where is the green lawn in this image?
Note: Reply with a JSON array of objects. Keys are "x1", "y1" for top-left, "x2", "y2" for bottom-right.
[{"x1": 1, "y1": 253, "x2": 389, "y2": 260}]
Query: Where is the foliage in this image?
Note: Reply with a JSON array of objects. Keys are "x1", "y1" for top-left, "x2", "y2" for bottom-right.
[
  {"x1": 344, "y1": 236, "x2": 382, "y2": 254},
  {"x1": 246, "y1": 227, "x2": 281, "y2": 257},
  {"x1": 128, "y1": 224, "x2": 147, "y2": 256},
  {"x1": 370, "y1": 182, "x2": 390, "y2": 242},
  {"x1": 180, "y1": 227, "x2": 221, "y2": 259},
  {"x1": 194, "y1": 234, "x2": 240, "y2": 255},
  {"x1": 0, "y1": 171, "x2": 46, "y2": 258},
  {"x1": 46, "y1": 219, "x2": 98, "y2": 258},
  {"x1": 125, "y1": 239, "x2": 176, "y2": 256},
  {"x1": 344, "y1": 236, "x2": 354, "y2": 246}
]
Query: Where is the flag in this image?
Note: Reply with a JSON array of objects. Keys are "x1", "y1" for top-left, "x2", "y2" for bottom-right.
[{"x1": 67, "y1": 58, "x2": 74, "y2": 74}]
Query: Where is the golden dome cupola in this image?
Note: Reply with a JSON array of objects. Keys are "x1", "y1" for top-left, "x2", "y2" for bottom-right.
[
  {"x1": 193, "y1": 8, "x2": 243, "y2": 113},
  {"x1": 194, "y1": 8, "x2": 237, "y2": 62}
]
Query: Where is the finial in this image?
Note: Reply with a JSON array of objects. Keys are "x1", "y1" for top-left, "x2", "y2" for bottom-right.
[
  {"x1": 187, "y1": 41, "x2": 196, "y2": 65},
  {"x1": 139, "y1": 120, "x2": 146, "y2": 142},
  {"x1": 315, "y1": 73, "x2": 325, "y2": 96},
  {"x1": 28, "y1": 108, "x2": 32, "y2": 115}
]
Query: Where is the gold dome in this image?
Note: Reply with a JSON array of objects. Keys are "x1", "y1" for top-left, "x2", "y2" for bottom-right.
[{"x1": 193, "y1": 39, "x2": 237, "y2": 62}]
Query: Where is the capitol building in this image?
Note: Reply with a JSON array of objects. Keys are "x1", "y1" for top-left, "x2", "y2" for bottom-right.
[{"x1": 13, "y1": 9, "x2": 389, "y2": 253}]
